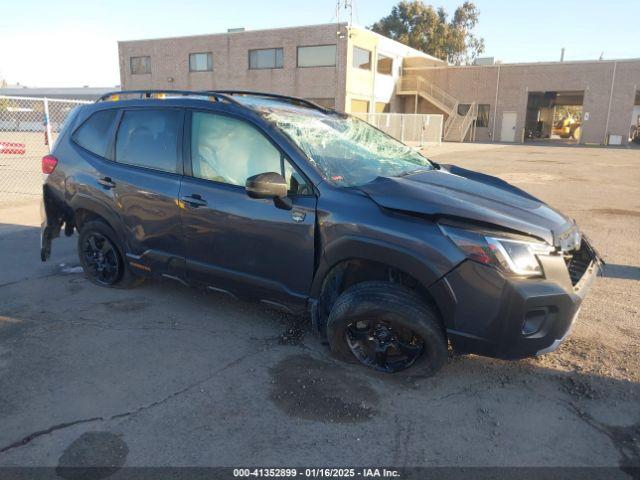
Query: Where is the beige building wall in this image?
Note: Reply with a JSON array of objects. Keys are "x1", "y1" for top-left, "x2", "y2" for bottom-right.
[
  {"x1": 118, "y1": 23, "x2": 349, "y2": 110},
  {"x1": 118, "y1": 23, "x2": 443, "y2": 115},
  {"x1": 344, "y1": 28, "x2": 443, "y2": 114},
  {"x1": 117, "y1": 23, "x2": 639, "y2": 145},
  {"x1": 412, "y1": 59, "x2": 640, "y2": 145}
]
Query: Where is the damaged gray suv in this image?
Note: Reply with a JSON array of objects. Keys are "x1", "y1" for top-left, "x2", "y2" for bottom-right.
[{"x1": 41, "y1": 90, "x2": 603, "y2": 376}]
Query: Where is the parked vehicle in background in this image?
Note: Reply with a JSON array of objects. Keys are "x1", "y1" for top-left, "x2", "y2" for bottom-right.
[
  {"x1": 552, "y1": 114, "x2": 581, "y2": 140},
  {"x1": 40, "y1": 90, "x2": 602, "y2": 376}
]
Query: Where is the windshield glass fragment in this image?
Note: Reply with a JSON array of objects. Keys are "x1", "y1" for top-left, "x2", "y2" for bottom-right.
[{"x1": 263, "y1": 109, "x2": 434, "y2": 187}]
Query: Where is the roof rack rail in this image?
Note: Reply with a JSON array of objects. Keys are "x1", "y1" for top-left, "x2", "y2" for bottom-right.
[
  {"x1": 96, "y1": 89, "x2": 240, "y2": 104},
  {"x1": 205, "y1": 90, "x2": 330, "y2": 112}
]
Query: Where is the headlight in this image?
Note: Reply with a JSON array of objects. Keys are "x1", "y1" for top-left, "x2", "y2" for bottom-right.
[{"x1": 440, "y1": 225, "x2": 555, "y2": 277}]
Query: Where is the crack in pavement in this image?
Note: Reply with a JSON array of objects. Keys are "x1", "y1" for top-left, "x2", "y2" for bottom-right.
[
  {"x1": 519, "y1": 377, "x2": 640, "y2": 474},
  {"x1": 0, "y1": 271, "x2": 62, "y2": 289},
  {"x1": 567, "y1": 402, "x2": 640, "y2": 477},
  {"x1": 0, "y1": 349, "x2": 260, "y2": 456},
  {"x1": 0, "y1": 417, "x2": 103, "y2": 454}
]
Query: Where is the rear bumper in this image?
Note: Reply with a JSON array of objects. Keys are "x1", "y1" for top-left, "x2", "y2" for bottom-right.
[{"x1": 429, "y1": 240, "x2": 600, "y2": 359}]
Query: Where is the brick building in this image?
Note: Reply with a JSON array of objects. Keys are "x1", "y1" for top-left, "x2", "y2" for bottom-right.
[{"x1": 118, "y1": 23, "x2": 640, "y2": 145}]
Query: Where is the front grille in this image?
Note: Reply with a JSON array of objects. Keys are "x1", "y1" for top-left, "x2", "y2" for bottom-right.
[{"x1": 565, "y1": 241, "x2": 594, "y2": 286}]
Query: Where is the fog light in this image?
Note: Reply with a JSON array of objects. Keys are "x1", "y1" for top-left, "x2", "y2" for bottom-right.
[{"x1": 523, "y1": 309, "x2": 548, "y2": 335}]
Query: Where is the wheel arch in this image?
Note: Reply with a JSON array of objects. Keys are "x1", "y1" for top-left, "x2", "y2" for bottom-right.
[
  {"x1": 69, "y1": 195, "x2": 125, "y2": 247},
  {"x1": 310, "y1": 236, "x2": 448, "y2": 337}
]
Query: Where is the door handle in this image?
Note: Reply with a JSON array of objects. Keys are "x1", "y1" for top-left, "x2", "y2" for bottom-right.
[
  {"x1": 97, "y1": 176, "x2": 116, "y2": 189},
  {"x1": 181, "y1": 194, "x2": 208, "y2": 208}
]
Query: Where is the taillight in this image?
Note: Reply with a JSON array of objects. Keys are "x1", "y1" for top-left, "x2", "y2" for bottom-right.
[{"x1": 42, "y1": 155, "x2": 58, "y2": 174}]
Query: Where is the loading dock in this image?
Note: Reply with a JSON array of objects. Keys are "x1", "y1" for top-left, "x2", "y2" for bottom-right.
[{"x1": 525, "y1": 91, "x2": 584, "y2": 144}]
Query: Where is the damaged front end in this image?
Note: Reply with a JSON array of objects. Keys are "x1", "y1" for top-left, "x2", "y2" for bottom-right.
[{"x1": 432, "y1": 221, "x2": 603, "y2": 359}]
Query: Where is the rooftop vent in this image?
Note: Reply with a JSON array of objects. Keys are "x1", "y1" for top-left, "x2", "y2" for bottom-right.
[{"x1": 474, "y1": 57, "x2": 495, "y2": 66}]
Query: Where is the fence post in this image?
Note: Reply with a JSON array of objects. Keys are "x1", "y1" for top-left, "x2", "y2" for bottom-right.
[
  {"x1": 400, "y1": 115, "x2": 405, "y2": 144},
  {"x1": 43, "y1": 97, "x2": 53, "y2": 154}
]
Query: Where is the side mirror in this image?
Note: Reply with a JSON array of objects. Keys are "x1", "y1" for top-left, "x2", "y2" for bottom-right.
[{"x1": 245, "y1": 172, "x2": 291, "y2": 209}]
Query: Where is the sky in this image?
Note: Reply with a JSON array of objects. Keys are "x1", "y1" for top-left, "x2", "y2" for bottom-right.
[{"x1": 1, "y1": 0, "x2": 638, "y2": 87}]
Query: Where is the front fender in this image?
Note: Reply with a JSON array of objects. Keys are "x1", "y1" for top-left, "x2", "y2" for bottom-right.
[{"x1": 310, "y1": 235, "x2": 448, "y2": 299}]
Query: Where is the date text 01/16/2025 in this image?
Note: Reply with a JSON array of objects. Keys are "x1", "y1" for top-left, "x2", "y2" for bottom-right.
[{"x1": 233, "y1": 468, "x2": 401, "y2": 478}]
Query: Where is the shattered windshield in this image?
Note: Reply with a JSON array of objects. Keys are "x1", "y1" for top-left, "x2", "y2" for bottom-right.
[{"x1": 259, "y1": 106, "x2": 434, "y2": 187}]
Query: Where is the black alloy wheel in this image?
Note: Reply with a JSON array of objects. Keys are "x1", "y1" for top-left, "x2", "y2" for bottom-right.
[
  {"x1": 82, "y1": 232, "x2": 121, "y2": 285},
  {"x1": 345, "y1": 319, "x2": 425, "y2": 373}
]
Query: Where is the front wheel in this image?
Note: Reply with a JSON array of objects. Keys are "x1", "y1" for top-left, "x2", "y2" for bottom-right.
[{"x1": 326, "y1": 282, "x2": 447, "y2": 376}]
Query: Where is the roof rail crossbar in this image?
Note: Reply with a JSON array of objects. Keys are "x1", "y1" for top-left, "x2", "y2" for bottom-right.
[
  {"x1": 96, "y1": 89, "x2": 240, "y2": 104},
  {"x1": 204, "y1": 90, "x2": 331, "y2": 112}
]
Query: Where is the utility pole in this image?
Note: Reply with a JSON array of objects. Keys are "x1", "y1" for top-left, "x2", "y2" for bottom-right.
[{"x1": 336, "y1": 0, "x2": 353, "y2": 27}]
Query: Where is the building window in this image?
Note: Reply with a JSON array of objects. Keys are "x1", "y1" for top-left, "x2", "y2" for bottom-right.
[
  {"x1": 352, "y1": 47, "x2": 371, "y2": 70},
  {"x1": 189, "y1": 52, "x2": 213, "y2": 72},
  {"x1": 350, "y1": 99, "x2": 369, "y2": 114},
  {"x1": 306, "y1": 98, "x2": 336, "y2": 109},
  {"x1": 297, "y1": 45, "x2": 336, "y2": 68},
  {"x1": 457, "y1": 104, "x2": 471, "y2": 116},
  {"x1": 375, "y1": 102, "x2": 390, "y2": 113},
  {"x1": 249, "y1": 48, "x2": 284, "y2": 69},
  {"x1": 477, "y1": 104, "x2": 490, "y2": 127},
  {"x1": 130, "y1": 56, "x2": 151, "y2": 75},
  {"x1": 377, "y1": 54, "x2": 393, "y2": 75}
]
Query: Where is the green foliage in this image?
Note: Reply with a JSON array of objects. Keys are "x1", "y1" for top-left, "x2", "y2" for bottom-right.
[{"x1": 370, "y1": 1, "x2": 485, "y2": 65}]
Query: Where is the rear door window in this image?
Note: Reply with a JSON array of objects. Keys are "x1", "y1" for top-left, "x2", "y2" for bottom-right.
[
  {"x1": 115, "y1": 109, "x2": 182, "y2": 173},
  {"x1": 72, "y1": 109, "x2": 117, "y2": 158}
]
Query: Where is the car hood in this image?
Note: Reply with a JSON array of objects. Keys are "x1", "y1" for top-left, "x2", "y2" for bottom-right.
[{"x1": 357, "y1": 164, "x2": 574, "y2": 246}]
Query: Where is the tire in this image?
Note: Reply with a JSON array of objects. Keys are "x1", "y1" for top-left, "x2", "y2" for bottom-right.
[
  {"x1": 572, "y1": 126, "x2": 581, "y2": 141},
  {"x1": 326, "y1": 281, "x2": 447, "y2": 376},
  {"x1": 77, "y1": 220, "x2": 144, "y2": 289}
]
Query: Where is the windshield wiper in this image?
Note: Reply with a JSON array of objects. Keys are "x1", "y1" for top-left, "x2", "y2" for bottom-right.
[{"x1": 397, "y1": 167, "x2": 433, "y2": 177}]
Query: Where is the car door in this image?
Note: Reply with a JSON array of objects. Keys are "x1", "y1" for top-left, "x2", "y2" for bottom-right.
[
  {"x1": 106, "y1": 107, "x2": 186, "y2": 281},
  {"x1": 179, "y1": 109, "x2": 317, "y2": 308}
]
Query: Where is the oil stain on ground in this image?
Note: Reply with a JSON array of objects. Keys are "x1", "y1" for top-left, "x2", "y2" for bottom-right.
[
  {"x1": 269, "y1": 354, "x2": 378, "y2": 423},
  {"x1": 56, "y1": 431, "x2": 128, "y2": 480}
]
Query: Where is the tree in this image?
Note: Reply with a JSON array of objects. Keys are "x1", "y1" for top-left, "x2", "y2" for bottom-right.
[{"x1": 370, "y1": 1, "x2": 485, "y2": 65}]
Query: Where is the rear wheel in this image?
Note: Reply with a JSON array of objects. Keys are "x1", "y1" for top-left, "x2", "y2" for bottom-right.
[
  {"x1": 326, "y1": 282, "x2": 447, "y2": 376},
  {"x1": 77, "y1": 220, "x2": 143, "y2": 288}
]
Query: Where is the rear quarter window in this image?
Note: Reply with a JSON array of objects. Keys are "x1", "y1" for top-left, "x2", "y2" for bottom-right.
[{"x1": 71, "y1": 109, "x2": 117, "y2": 158}]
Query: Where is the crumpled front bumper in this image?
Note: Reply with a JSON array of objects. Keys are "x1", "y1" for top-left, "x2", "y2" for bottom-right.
[{"x1": 428, "y1": 238, "x2": 601, "y2": 359}]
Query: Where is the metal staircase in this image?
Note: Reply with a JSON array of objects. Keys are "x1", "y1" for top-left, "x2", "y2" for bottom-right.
[{"x1": 397, "y1": 75, "x2": 475, "y2": 142}]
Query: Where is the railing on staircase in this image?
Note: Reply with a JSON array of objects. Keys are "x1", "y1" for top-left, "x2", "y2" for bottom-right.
[
  {"x1": 397, "y1": 75, "x2": 477, "y2": 142},
  {"x1": 449, "y1": 102, "x2": 477, "y2": 142},
  {"x1": 399, "y1": 75, "x2": 459, "y2": 139},
  {"x1": 443, "y1": 103, "x2": 459, "y2": 139},
  {"x1": 399, "y1": 76, "x2": 458, "y2": 113}
]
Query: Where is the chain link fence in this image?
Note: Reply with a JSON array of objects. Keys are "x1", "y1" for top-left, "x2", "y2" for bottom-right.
[
  {"x1": 354, "y1": 113, "x2": 443, "y2": 147},
  {"x1": 0, "y1": 95, "x2": 90, "y2": 204}
]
